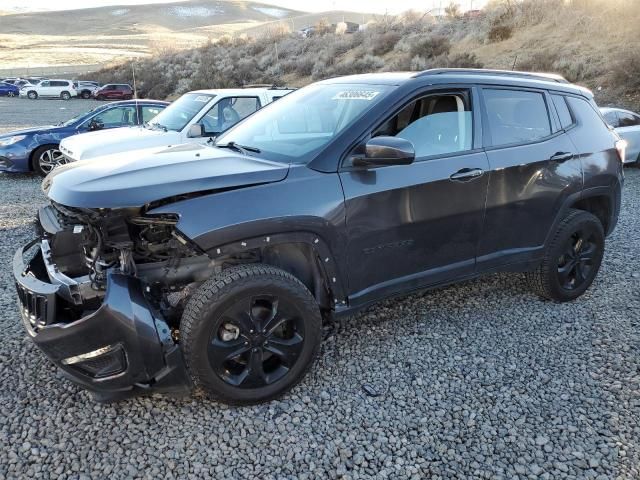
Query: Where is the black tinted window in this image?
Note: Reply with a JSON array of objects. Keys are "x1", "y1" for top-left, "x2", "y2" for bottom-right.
[
  {"x1": 483, "y1": 89, "x2": 551, "y2": 146},
  {"x1": 551, "y1": 94, "x2": 574, "y2": 129},
  {"x1": 618, "y1": 111, "x2": 640, "y2": 128},
  {"x1": 51, "y1": 81, "x2": 68, "y2": 87}
]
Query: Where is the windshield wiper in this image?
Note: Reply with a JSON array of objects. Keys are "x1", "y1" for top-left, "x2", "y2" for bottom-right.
[{"x1": 216, "y1": 141, "x2": 261, "y2": 155}]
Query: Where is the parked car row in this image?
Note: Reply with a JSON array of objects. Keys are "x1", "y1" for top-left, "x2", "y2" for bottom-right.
[
  {"x1": 7, "y1": 70, "x2": 627, "y2": 406},
  {"x1": 0, "y1": 86, "x2": 291, "y2": 175},
  {"x1": 0, "y1": 76, "x2": 135, "y2": 101}
]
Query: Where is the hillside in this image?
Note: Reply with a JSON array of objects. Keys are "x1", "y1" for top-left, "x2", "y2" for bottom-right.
[
  {"x1": 82, "y1": 0, "x2": 640, "y2": 111},
  {"x1": 0, "y1": 0, "x2": 304, "y2": 72}
]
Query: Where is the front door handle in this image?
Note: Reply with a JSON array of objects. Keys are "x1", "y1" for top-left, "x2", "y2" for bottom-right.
[
  {"x1": 450, "y1": 168, "x2": 484, "y2": 182},
  {"x1": 550, "y1": 152, "x2": 574, "y2": 162}
]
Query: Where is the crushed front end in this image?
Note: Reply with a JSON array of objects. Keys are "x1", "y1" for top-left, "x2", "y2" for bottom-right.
[{"x1": 14, "y1": 201, "x2": 217, "y2": 399}]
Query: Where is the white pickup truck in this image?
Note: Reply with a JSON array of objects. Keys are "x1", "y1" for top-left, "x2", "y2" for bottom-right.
[{"x1": 60, "y1": 86, "x2": 292, "y2": 163}]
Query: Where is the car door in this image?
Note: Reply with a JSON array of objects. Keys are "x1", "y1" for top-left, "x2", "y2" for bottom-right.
[
  {"x1": 476, "y1": 87, "x2": 581, "y2": 270},
  {"x1": 339, "y1": 87, "x2": 490, "y2": 305},
  {"x1": 38, "y1": 80, "x2": 52, "y2": 97},
  {"x1": 616, "y1": 110, "x2": 640, "y2": 163}
]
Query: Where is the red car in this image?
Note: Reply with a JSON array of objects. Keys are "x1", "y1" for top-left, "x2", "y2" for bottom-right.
[{"x1": 94, "y1": 83, "x2": 134, "y2": 100}]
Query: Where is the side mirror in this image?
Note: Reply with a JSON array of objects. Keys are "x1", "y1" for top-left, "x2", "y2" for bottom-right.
[
  {"x1": 187, "y1": 124, "x2": 204, "y2": 138},
  {"x1": 353, "y1": 136, "x2": 415, "y2": 168}
]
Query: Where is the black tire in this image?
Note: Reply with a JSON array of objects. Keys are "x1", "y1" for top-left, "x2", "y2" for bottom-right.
[
  {"x1": 96, "y1": 95, "x2": 104, "y2": 101},
  {"x1": 81, "y1": 90, "x2": 91, "y2": 99},
  {"x1": 27, "y1": 91, "x2": 37, "y2": 100},
  {"x1": 32, "y1": 145, "x2": 64, "y2": 177},
  {"x1": 7, "y1": 91, "x2": 15, "y2": 97},
  {"x1": 181, "y1": 264, "x2": 322, "y2": 405},
  {"x1": 526, "y1": 209, "x2": 604, "y2": 302},
  {"x1": 60, "y1": 91, "x2": 71, "y2": 100}
]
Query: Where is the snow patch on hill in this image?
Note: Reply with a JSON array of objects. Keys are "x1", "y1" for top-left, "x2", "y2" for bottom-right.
[
  {"x1": 111, "y1": 9, "x2": 130, "y2": 16},
  {"x1": 166, "y1": 6, "x2": 224, "y2": 18},
  {"x1": 252, "y1": 6, "x2": 289, "y2": 18}
]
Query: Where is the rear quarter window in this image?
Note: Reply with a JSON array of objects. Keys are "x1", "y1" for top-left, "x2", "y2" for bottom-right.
[
  {"x1": 565, "y1": 96, "x2": 613, "y2": 154},
  {"x1": 551, "y1": 94, "x2": 574, "y2": 129},
  {"x1": 483, "y1": 88, "x2": 551, "y2": 146}
]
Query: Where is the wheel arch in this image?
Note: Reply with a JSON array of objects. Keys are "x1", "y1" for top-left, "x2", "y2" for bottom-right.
[{"x1": 205, "y1": 232, "x2": 347, "y2": 311}]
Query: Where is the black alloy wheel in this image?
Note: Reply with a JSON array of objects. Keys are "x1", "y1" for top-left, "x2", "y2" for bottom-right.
[
  {"x1": 526, "y1": 209, "x2": 604, "y2": 302},
  {"x1": 181, "y1": 264, "x2": 322, "y2": 405},
  {"x1": 209, "y1": 294, "x2": 305, "y2": 388},
  {"x1": 556, "y1": 228, "x2": 599, "y2": 291}
]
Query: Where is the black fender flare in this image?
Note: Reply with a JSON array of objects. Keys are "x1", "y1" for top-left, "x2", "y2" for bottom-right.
[{"x1": 204, "y1": 231, "x2": 348, "y2": 308}]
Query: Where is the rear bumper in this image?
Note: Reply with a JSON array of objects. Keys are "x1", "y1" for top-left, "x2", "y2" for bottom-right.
[{"x1": 14, "y1": 240, "x2": 191, "y2": 396}]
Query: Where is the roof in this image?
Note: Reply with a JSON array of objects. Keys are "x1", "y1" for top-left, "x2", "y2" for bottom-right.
[
  {"x1": 190, "y1": 87, "x2": 294, "y2": 95},
  {"x1": 318, "y1": 69, "x2": 592, "y2": 97}
]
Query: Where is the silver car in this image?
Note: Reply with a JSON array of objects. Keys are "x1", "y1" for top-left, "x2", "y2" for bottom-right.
[{"x1": 600, "y1": 107, "x2": 640, "y2": 165}]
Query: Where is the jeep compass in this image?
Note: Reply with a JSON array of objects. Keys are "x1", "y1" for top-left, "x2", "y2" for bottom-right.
[{"x1": 14, "y1": 69, "x2": 624, "y2": 404}]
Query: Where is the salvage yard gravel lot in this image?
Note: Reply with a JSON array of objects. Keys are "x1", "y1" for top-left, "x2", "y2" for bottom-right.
[{"x1": 1, "y1": 98, "x2": 639, "y2": 479}]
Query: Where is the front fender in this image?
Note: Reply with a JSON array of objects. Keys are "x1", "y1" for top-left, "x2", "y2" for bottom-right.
[{"x1": 148, "y1": 165, "x2": 348, "y2": 298}]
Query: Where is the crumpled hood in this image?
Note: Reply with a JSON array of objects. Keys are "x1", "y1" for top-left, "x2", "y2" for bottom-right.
[
  {"x1": 44, "y1": 143, "x2": 290, "y2": 209},
  {"x1": 60, "y1": 126, "x2": 182, "y2": 161}
]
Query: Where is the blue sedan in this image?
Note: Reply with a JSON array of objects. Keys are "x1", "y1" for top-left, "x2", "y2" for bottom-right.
[
  {"x1": 0, "y1": 82, "x2": 19, "y2": 97},
  {"x1": 0, "y1": 99, "x2": 168, "y2": 176}
]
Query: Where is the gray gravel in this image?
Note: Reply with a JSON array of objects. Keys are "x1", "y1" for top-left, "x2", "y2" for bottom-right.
[{"x1": 0, "y1": 106, "x2": 639, "y2": 478}]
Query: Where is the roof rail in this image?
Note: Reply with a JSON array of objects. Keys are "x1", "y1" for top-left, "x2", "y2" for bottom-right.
[
  {"x1": 241, "y1": 83, "x2": 292, "y2": 90},
  {"x1": 414, "y1": 68, "x2": 569, "y2": 84}
]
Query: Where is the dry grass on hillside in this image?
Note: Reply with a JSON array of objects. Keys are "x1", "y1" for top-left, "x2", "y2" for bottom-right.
[{"x1": 85, "y1": 0, "x2": 640, "y2": 110}]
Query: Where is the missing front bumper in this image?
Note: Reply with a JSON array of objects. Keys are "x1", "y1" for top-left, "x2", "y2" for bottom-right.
[{"x1": 14, "y1": 240, "x2": 192, "y2": 396}]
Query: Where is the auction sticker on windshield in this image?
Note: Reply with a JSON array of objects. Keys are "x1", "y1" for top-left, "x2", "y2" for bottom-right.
[{"x1": 332, "y1": 90, "x2": 381, "y2": 101}]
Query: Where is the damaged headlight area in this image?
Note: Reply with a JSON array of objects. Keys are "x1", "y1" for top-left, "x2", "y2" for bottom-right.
[{"x1": 37, "y1": 201, "x2": 218, "y2": 326}]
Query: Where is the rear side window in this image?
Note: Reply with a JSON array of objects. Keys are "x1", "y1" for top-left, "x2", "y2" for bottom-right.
[
  {"x1": 142, "y1": 105, "x2": 163, "y2": 123},
  {"x1": 603, "y1": 111, "x2": 620, "y2": 128},
  {"x1": 551, "y1": 94, "x2": 574, "y2": 129},
  {"x1": 618, "y1": 111, "x2": 640, "y2": 127},
  {"x1": 483, "y1": 89, "x2": 551, "y2": 146}
]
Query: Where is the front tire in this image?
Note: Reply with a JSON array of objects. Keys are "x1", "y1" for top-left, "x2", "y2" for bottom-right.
[
  {"x1": 33, "y1": 145, "x2": 64, "y2": 176},
  {"x1": 7, "y1": 91, "x2": 15, "y2": 97},
  {"x1": 526, "y1": 209, "x2": 604, "y2": 302},
  {"x1": 27, "y1": 91, "x2": 37, "y2": 100},
  {"x1": 181, "y1": 264, "x2": 322, "y2": 405},
  {"x1": 81, "y1": 90, "x2": 91, "y2": 99}
]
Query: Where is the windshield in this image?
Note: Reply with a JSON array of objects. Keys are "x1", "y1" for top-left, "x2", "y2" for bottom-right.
[
  {"x1": 60, "y1": 106, "x2": 100, "y2": 127},
  {"x1": 148, "y1": 93, "x2": 215, "y2": 132},
  {"x1": 215, "y1": 83, "x2": 392, "y2": 164}
]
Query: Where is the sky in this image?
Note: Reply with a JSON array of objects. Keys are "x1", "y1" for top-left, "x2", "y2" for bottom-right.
[{"x1": 2, "y1": 0, "x2": 488, "y2": 15}]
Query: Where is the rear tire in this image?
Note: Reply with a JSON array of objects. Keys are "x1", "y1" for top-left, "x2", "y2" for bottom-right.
[
  {"x1": 27, "y1": 91, "x2": 37, "y2": 100},
  {"x1": 525, "y1": 209, "x2": 604, "y2": 302},
  {"x1": 60, "y1": 91, "x2": 71, "y2": 100},
  {"x1": 181, "y1": 264, "x2": 322, "y2": 405},
  {"x1": 96, "y1": 95, "x2": 104, "y2": 101},
  {"x1": 81, "y1": 90, "x2": 91, "y2": 99},
  {"x1": 7, "y1": 91, "x2": 15, "y2": 97}
]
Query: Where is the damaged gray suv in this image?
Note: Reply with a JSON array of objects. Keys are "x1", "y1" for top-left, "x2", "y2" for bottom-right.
[{"x1": 14, "y1": 69, "x2": 624, "y2": 404}]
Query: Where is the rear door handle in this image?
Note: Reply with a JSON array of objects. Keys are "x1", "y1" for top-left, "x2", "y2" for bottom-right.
[
  {"x1": 550, "y1": 152, "x2": 574, "y2": 162},
  {"x1": 450, "y1": 168, "x2": 484, "y2": 182}
]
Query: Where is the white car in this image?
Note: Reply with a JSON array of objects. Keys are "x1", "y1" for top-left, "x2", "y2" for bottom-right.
[
  {"x1": 601, "y1": 107, "x2": 640, "y2": 165},
  {"x1": 20, "y1": 79, "x2": 78, "y2": 100},
  {"x1": 60, "y1": 87, "x2": 292, "y2": 163}
]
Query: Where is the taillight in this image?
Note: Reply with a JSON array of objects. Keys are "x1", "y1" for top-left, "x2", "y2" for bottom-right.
[{"x1": 615, "y1": 139, "x2": 627, "y2": 163}]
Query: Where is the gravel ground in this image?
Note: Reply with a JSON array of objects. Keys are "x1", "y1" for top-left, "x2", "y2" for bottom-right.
[{"x1": 0, "y1": 105, "x2": 639, "y2": 478}]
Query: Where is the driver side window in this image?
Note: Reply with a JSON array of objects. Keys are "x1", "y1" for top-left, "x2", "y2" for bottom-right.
[
  {"x1": 88, "y1": 106, "x2": 137, "y2": 129},
  {"x1": 372, "y1": 91, "x2": 473, "y2": 159}
]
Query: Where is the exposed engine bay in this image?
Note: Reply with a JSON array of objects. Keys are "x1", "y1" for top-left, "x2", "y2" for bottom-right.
[{"x1": 37, "y1": 201, "x2": 218, "y2": 326}]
